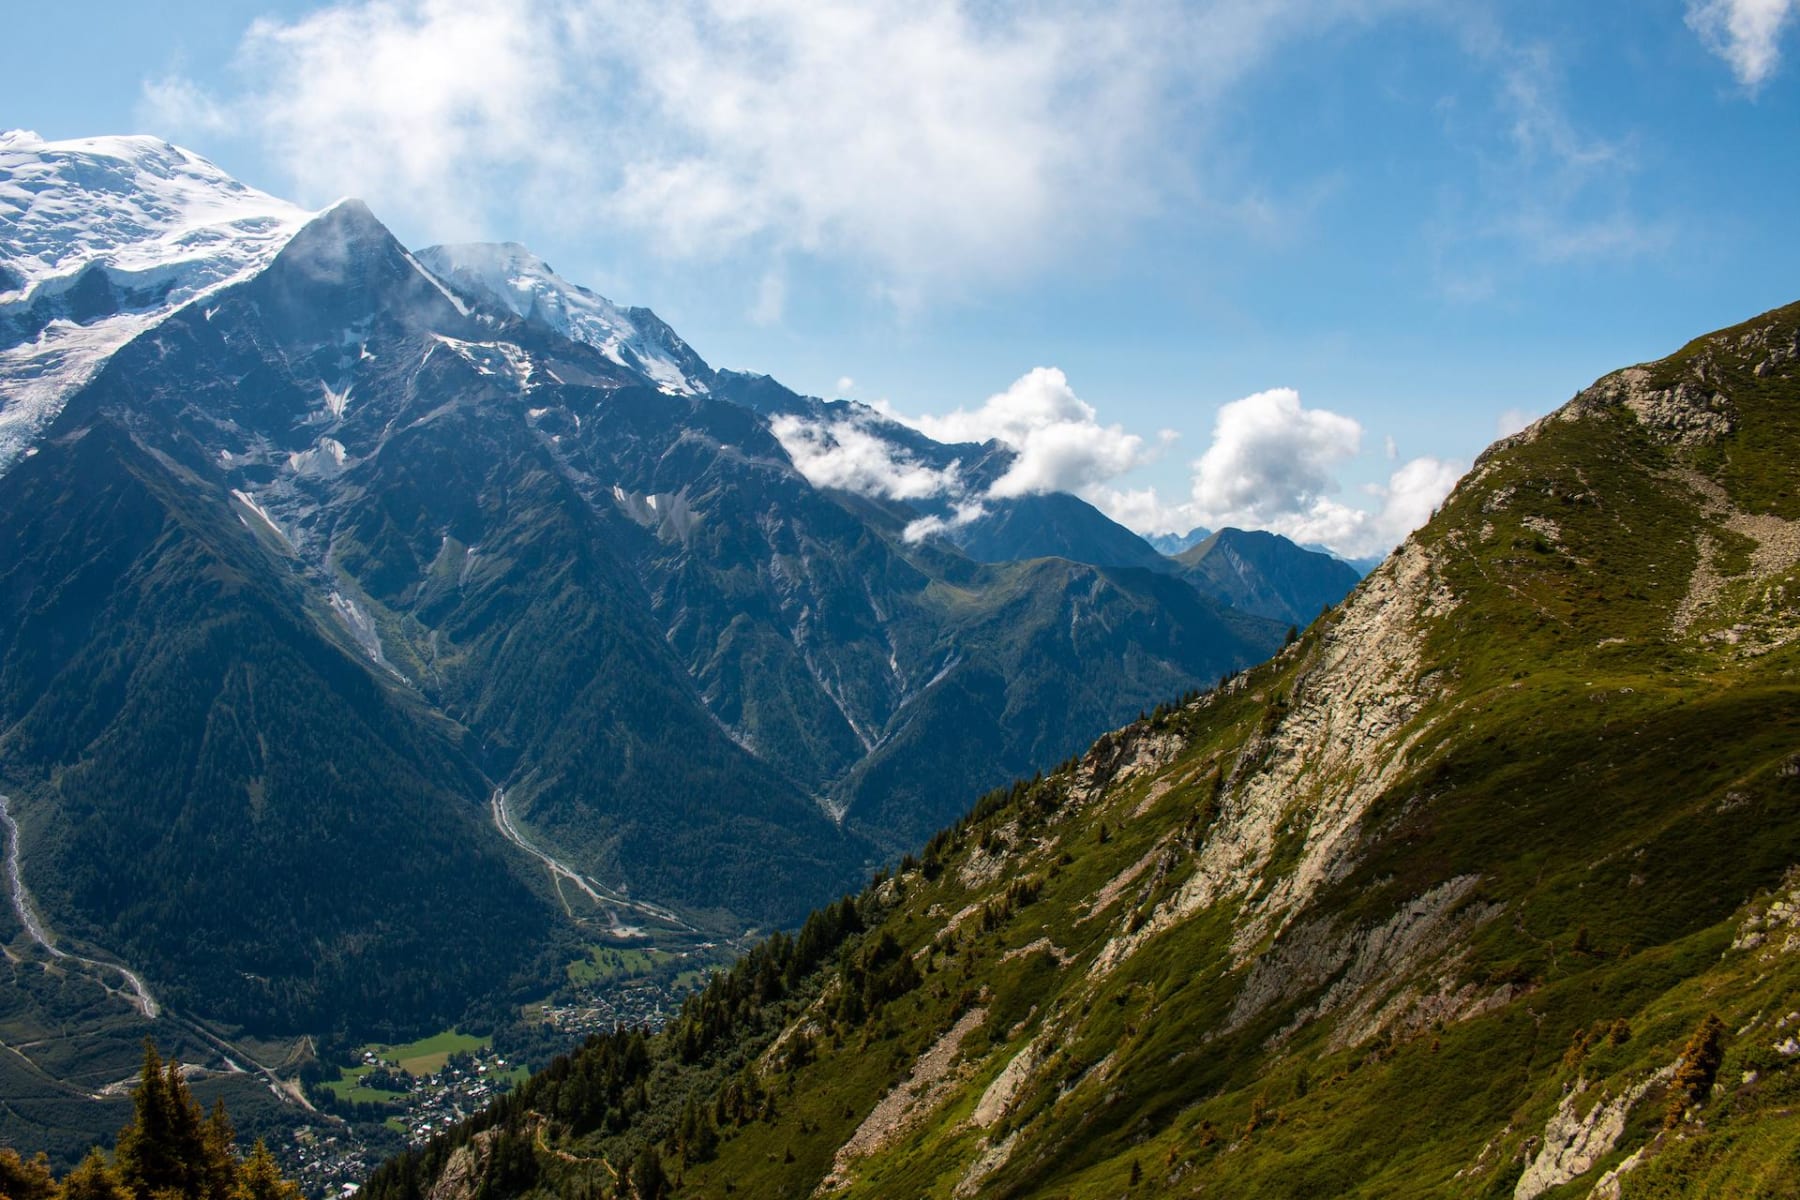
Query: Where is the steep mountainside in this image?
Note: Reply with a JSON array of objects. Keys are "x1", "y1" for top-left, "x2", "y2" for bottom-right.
[
  {"x1": 1175, "y1": 526, "x2": 1365, "y2": 625},
  {"x1": 370, "y1": 300, "x2": 1800, "y2": 1199},
  {"x1": 0, "y1": 132, "x2": 1285, "y2": 1090}
]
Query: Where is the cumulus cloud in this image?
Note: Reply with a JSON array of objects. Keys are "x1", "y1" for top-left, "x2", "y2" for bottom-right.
[
  {"x1": 1188, "y1": 388, "x2": 1361, "y2": 524},
  {"x1": 769, "y1": 410, "x2": 961, "y2": 501},
  {"x1": 775, "y1": 367, "x2": 1155, "y2": 535},
  {"x1": 1083, "y1": 388, "x2": 1463, "y2": 558},
  {"x1": 904, "y1": 367, "x2": 1156, "y2": 498},
  {"x1": 781, "y1": 374, "x2": 1458, "y2": 560},
  {"x1": 1688, "y1": 0, "x2": 1798, "y2": 88},
  {"x1": 142, "y1": 0, "x2": 1414, "y2": 298}
]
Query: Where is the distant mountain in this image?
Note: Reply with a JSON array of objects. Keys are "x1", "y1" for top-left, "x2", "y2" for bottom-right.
[
  {"x1": 0, "y1": 134, "x2": 1285, "y2": 1085},
  {"x1": 1301, "y1": 540, "x2": 1384, "y2": 575},
  {"x1": 945, "y1": 492, "x2": 1170, "y2": 572},
  {"x1": 1173, "y1": 527, "x2": 1364, "y2": 626},
  {"x1": 371, "y1": 297, "x2": 1800, "y2": 1200},
  {"x1": 1147, "y1": 525, "x2": 1211, "y2": 554}
]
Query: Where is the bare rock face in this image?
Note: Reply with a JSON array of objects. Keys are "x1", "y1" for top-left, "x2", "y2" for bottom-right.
[
  {"x1": 1512, "y1": 1068, "x2": 1672, "y2": 1200},
  {"x1": 426, "y1": 1131, "x2": 496, "y2": 1200},
  {"x1": 1585, "y1": 367, "x2": 1736, "y2": 445}
]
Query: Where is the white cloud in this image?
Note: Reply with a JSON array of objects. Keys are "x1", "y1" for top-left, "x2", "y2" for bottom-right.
[
  {"x1": 138, "y1": 76, "x2": 233, "y2": 135},
  {"x1": 1083, "y1": 389, "x2": 1463, "y2": 558},
  {"x1": 903, "y1": 501, "x2": 988, "y2": 544},
  {"x1": 1189, "y1": 388, "x2": 1362, "y2": 523},
  {"x1": 1688, "y1": 0, "x2": 1798, "y2": 89},
  {"x1": 145, "y1": 0, "x2": 1414, "y2": 298},
  {"x1": 834, "y1": 376, "x2": 855, "y2": 396},
  {"x1": 775, "y1": 374, "x2": 1456, "y2": 559},
  {"x1": 769, "y1": 410, "x2": 961, "y2": 501},
  {"x1": 902, "y1": 367, "x2": 1156, "y2": 498},
  {"x1": 1373, "y1": 455, "x2": 1464, "y2": 538}
]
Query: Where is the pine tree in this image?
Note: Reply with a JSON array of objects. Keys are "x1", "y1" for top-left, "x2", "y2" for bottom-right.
[
  {"x1": 58, "y1": 1150, "x2": 129, "y2": 1200},
  {"x1": 200, "y1": 1103, "x2": 238, "y2": 1200},
  {"x1": 628, "y1": 1145, "x2": 667, "y2": 1200},
  {"x1": 231, "y1": 1143, "x2": 298, "y2": 1200},
  {"x1": 1664, "y1": 1013, "x2": 1727, "y2": 1129},
  {"x1": 116, "y1": 1042, "x2": 185, "y2": 1200},
  {"x1": 0, "y1": 1148, "x2": 57, "y2": 1200},
  {"x1": 0, "y1": 1042, "x2": 297, "y2": 1200}
]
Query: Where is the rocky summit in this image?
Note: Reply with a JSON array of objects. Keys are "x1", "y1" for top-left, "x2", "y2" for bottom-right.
[{"x1": 366, "y1": 301, "x2": 1800, "y2": 1199}]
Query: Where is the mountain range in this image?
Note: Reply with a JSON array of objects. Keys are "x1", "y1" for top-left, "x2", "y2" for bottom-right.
[
  {"x1": 0, "y1": 132, "x2": 1363, "y2": 1162},
  {"x1": 365, "y1": 298, "x2": 1800, "y2": 1199}
]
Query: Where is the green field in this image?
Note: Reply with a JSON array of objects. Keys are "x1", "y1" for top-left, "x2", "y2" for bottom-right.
[
  {"x1": 564, "y1": 946, "x2": 671, "y2": 985},
  {"x1": 370, "y1": 1029, "x2": 489, "y2": 1077},
  {"x1": 319, "y1": 1028, "x2": 493, "y2": 1103},
  {"x1": 318, "y1": 1064, "x2": 409, "y2": 1105}
]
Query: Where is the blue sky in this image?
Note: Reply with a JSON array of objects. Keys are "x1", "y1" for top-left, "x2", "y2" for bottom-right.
[{"x1": 4, "y1": 0, "x2": 1796, "y2": 554}]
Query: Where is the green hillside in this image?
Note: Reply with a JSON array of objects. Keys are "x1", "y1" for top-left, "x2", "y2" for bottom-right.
[{"x1": 363, "y1": 300, "x2": 1800, "y2": 1199}]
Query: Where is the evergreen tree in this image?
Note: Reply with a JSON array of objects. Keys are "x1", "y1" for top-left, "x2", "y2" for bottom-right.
[
  {"x1": 0, "y1": 1043, "x2": 297, "y2": 1200},
  {"x1": 58, "y1": 1150, "x2": 129, "y2": 1200},
  {"x1": 0, "y1": 1148, "x2": 57, "y2": 1200},
  {"x1": 116, "y1": 1042, "x2": 187, "y2": 1200},
  {"x1": 231, "y1": 1144, "x2": 298, "y2": 1200},
  {"x1": 627, "y1": 1145, "x2": 667, "y2": 1200}
]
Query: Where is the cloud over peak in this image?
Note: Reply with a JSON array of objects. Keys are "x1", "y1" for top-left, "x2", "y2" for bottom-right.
[
  {"x1": 904, "y1": 367, "x2": 1156, "y2": 498},
  {"x1": 772, "y1": 371, "x2": 1461, "y2": 560}
]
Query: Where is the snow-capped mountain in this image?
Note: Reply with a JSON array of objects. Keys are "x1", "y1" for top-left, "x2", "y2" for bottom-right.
[
  {"x1": 414, "y1": 241, "x2": 711, "y2": 395},
  {"x1": 0, "y1": 131, "x2": 314, "y2": 472}
]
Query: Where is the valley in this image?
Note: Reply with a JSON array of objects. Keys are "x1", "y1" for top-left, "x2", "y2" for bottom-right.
[
  {"x1": 6, "y1": 118, "x2": 1794, "y2": 1200},
  {"x1": 2, "y1": 793, "x2": 158, "y2": 1020}
]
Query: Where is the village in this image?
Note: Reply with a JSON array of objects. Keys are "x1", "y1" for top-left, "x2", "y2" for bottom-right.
[{"x1": 279, "y1": 963, "x2": 710, "y2": 1197}]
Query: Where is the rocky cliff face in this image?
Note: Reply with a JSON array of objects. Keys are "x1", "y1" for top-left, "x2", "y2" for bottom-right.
[{"x1": 370, "y1": 300, "x2": 1800, "y2": 1199}]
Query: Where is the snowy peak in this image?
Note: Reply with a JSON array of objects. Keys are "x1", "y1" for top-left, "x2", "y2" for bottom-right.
[
  {"x1": 0, "y1": 131, "x2": 309, "y2": 298},
  {"x1": 0, "y1": 131, "x2": 314, "y2": 473},
  {"x1": 414, "y1": 241, "x2": 711, "y2": 395}
]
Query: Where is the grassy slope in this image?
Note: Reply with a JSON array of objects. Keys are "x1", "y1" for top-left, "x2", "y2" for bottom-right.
[{"x1": 371, "y1": 302, "x2": 1800, "y2": 1199}]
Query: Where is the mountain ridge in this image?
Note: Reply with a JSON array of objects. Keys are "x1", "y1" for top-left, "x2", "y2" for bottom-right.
[
  {"x1": 363, "y1": 296, "x2": 1800, "y2": 1200},
  {"x1": 0, "y1": 134, "x2": 1297, "y2": 1112}
]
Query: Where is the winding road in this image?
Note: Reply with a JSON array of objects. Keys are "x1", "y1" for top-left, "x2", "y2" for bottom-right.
[
  {"x1": 489, "y1": 788, "x2": 695, "y2": 933},
  {"x1": 1, "y1": 792, "x2": 160, "y2": 1019}
]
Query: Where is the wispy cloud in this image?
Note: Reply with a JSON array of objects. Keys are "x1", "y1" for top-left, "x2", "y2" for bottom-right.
[
  {"x1": 141, "y1": 0, "x2": 1416, "y2": 302},
  {"x1": 1687, "y1": 0, "x2": 1798, "y2": 90},
  {"x1": 1425, "y1": 26, "x2": 1676, "y2": 297}
]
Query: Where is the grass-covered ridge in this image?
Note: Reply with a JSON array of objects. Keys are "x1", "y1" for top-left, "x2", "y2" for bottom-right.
[{"x1": 364, "y1": 299, "x2": 1800, "y2": 1198}]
